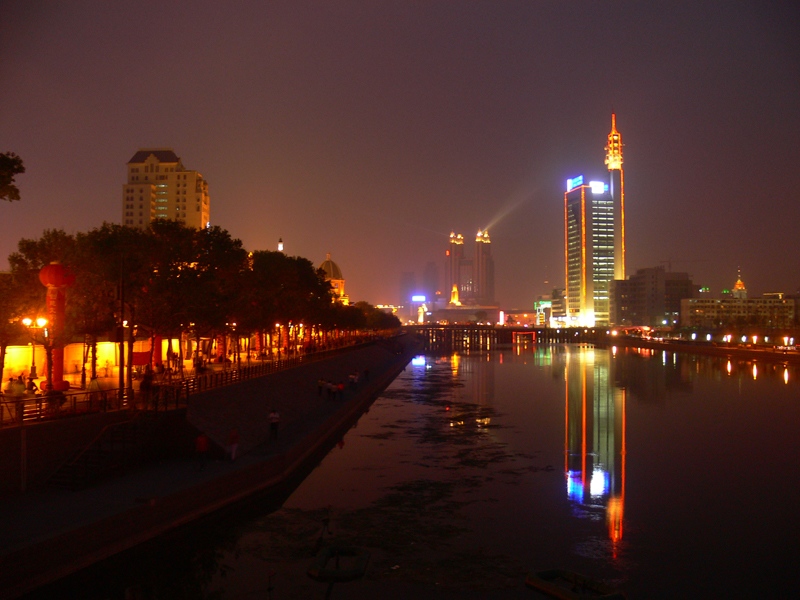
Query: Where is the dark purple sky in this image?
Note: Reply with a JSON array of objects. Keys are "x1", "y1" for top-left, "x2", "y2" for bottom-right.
[{"x1": 2, "y1": 1, "x2": 799, "y2": 307}]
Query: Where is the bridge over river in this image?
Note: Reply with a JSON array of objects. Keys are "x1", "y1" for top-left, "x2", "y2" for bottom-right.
[{"x1": 405, "y1": 324, "x2": 606, "y2": 351}]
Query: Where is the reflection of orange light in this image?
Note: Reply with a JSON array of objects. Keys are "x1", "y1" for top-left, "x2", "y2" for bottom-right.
[
  {"x1": 619, "y1": 168, "x2": 625, "y2": 279},
  {"x1": 619, "y1": 388, "x2": 627, "y2": 553},
  {"x1": 581, "y1": 366, "x2": 587, "y2": 490},
  {"x1": 581, "y1": 189, "x2": 587, "y2": 310},
  {"x1": 726, "y1": 360, "x2": 732, "y2": 374},
  {"x1": 784, "y1": 368, "x2": 789, "y2": 384},
  {"x1": 564, "y1": 354, "x2": 569, "y2": 475},
  {"x1": 607, "y1": 495, "x2": 624, "y2": 545}
]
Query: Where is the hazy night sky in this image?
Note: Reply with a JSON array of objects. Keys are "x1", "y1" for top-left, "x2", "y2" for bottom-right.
[{"x1": 2, "y1": 1, "x2": 799, "y2": 307}]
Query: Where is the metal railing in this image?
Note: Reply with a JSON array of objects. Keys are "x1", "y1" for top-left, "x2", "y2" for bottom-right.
[{"x1": 0, "y1": 337, "x2": 376, "y2": 429}]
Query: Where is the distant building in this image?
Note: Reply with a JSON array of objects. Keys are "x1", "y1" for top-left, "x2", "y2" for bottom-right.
[
  {"x1": 731, "y1": 269, "x2": 747, "y2": 299},
  {"x1": 474, "y1": 230, "x2": 495, "y2": 305},
  {"x1": 564, "y1": 114, "x2": 625, "y2": 327},
  {"x1": 610, "y1": 267, "x2": 694, "y2": 327},
  {"x1": 444, "y1": 230, "x2": 495, "y2": 306},
  {"x1": 399, "y1": 271, "x2": 417, "y2": 318},
  {"x1": 550, "y1": 287, "x2": 567, "y2": 326},
  {"x1": 122, "y1": 148, "x2": 210, "y2": 229},
  {"x1": 319, "y1": 253, "x2": 349, "y2": 305},
  {"x1": 422, "y1": 261, "x2": 439, "y2": 305},
  {"x1": 680, "y1": 272, "x2": 795, "y2": 329},
  {"x1": 445, "y1": 232, "x2": 470, "y2": 300}
]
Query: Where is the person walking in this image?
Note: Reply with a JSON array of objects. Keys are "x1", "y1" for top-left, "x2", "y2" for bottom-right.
[
  {"x1": 228, "y1": 427, "x2": 240, "y2": 461},
  {"x1": 269, "y1": 409, "x2": 280, "y2": 441},
  {"x1": 195, "y1": 432, "x2": 210, "y2": 470}
]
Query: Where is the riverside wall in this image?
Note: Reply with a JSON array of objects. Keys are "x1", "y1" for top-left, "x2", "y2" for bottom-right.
[{"x1": 0, "y1": 334, "x2": 421, "y2": 599}]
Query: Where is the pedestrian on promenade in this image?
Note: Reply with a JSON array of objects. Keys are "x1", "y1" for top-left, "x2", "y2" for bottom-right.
[
  {"x1": 195, "y1": 432, "x2": 210, "y2": 470},
  {"x1": 318, "y1": 378, "x2": 325, "y2": 396},
  {"x1": 228, "y1": 427, "x2": 240, "y2": 461},
  {"x1": 269, "y1": 409, "x2": 280, "y2": 441},
  {"x1": 337, "y1": 381, "x2": 345, "y2": 399}
]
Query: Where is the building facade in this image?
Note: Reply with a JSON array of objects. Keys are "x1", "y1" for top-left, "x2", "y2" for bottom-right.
[
  {"x1": 473, "y1": 230, "x2": 495, "y2": 305},
  {"x1": 680, "y1": 273, "x2": 796, "y2": 329},
  {"x1": 445, "y1": 232, "x2": 466, "y2": 299},
  {"x1": 680, "y1": 296, "x2": 796, "y2": 329},
  {"x1": 319, "y1": 253, "x2": 349, "y2": 305},
  {"x1": 610, "y1": 266, "x2": 694, "y2": 327},
  {"x1": 122, "y1": 149, "x2": 210, "y2": 230},
  {"x1": 564, "y1": 115, "x2": 625, "y2": 327}
]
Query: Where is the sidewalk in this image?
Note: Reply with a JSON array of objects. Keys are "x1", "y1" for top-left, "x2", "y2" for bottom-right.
[{"x1": 0, "y1": 336, "x2": 420, "y2": 599}]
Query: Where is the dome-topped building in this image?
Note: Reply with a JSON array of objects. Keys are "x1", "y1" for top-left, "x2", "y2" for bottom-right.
[
  {"x1": 319, "y1": 253, "x2": 349, "y2": 305},
  {"x1": 732, "y1": 269, "x2": 747, "y2": 299}
]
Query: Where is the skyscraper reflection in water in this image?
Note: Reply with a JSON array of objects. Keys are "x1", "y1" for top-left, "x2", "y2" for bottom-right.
[{"x1": 563, "y1": 346, "x2": 626, "y2": 556}]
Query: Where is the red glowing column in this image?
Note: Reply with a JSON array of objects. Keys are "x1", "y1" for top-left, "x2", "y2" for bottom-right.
[{"x1": 38, "y1": 262, "x2": 75, "y2": 392}]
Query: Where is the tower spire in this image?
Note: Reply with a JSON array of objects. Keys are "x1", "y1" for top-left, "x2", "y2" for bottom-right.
[{"x1": 605, "y1": 112, "x2": 623, "y2": 171}]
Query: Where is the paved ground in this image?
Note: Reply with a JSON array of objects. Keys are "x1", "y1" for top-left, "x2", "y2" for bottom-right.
[{"x1": 0, "y1": 337, "x2": 419, "y2": 599}]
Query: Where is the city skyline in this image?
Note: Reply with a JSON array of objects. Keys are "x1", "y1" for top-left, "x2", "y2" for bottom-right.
[{"x1": 2, "y1": 2, "x2": 799, "y2": 306}]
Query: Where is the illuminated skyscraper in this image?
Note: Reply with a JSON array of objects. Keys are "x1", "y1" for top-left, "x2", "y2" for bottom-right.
[
  {"x1": 605, "y1": 114, "x2": 625, "y2": 281},
  {"x1": 445, "y1": 232, "x2": 466, "y2": 299},
  {"x1": 564, "y1": 115, "x2": 625, "y2": 326},
  {"x1": 474, "y1": 230, "x2": 495, "y2": 305},
  {"x1": 122, "y1": 149, "x2": 210, "y2": 230}
]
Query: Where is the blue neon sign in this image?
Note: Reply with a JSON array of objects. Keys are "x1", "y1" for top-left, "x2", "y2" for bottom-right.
[{"x1": 566, "y1": 175, "x2": 583, "y2": 191}]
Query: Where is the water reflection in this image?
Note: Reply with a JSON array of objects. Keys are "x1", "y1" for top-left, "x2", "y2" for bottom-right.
[
  {"x1": 560, "y1": 347, "x2": 626, "y2": 557},
  {"x1": 29, "y1": 344, "x2": 800, "y2": 599}
]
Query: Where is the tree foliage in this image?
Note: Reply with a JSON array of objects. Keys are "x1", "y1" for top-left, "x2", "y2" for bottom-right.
[
  {"x1": 0, "y1": 152, "x2": 25, "y2": 202},
  {"x1": 3, "y1": 222, "x2": 397, "y2": 366}
]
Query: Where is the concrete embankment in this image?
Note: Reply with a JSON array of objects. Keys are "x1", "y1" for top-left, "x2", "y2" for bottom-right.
[{"x1": 0, "y1": 335, "x2": 421, "y2": 599}]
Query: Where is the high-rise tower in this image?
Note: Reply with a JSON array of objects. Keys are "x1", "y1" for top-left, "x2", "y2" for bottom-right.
[
  {"x1": 446, "y1": 232, "x2": 466, "y2": 298},
  {"x1": 122, "y1": 149, "x2": 210, "y2": 230},
  {"x1": 605, "y1": 114, "x2": 625, "y2": 280},
  {"x1": 564, "y1": 178, "x2": 615, "y2": 326},
  {"x1": 474, "y1": 230, "x2": 495, "y2": 305},
  {"x1": 564, "y1": 114, "x2": 626, "y2": 327}
]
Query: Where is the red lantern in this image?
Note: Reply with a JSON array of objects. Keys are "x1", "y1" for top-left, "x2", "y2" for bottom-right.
[{"x1": 38, "y1": 262, "x2": 75, "y2": 288}]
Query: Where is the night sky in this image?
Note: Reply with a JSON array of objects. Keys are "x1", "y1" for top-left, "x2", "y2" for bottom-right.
[{"x1": 2, "y1": 1, "x2": 799, "y2": 307}]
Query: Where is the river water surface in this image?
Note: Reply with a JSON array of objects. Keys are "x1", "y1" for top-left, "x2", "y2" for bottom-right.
[{"x1": 31, "y1": 344, "x2": 800, "y2": 599}]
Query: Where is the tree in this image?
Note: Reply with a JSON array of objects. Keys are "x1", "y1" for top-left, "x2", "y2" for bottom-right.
[
  {"x1": 71, "y1": 225, "x2": 144, "y2": 381},
  {"x1": 353, "y1": 301, "x2": 401, "y2": 331},
  {"x1": 242, "y1": 251, "x2": 333, "y2": 355},
  {"x1": 0, "y1": 273, "x2": 29, "y2": 380},
  {"x1": 0, "y1": 152, "x2": 25, "y2": 202}
]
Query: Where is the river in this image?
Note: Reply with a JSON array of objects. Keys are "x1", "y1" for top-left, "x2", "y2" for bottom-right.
[{"x1": 26, "y1": 344, "x2": 800, "y2": 599}]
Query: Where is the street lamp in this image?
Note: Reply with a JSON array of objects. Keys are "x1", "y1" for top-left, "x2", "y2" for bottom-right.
[{"x1": 21, "y1": 317, "x2": 47, "y2": 379}]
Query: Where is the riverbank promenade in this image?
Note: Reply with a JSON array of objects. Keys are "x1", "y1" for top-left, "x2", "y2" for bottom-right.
[{"x1": 0, "y1": 335, "x2": 420, "y2": 599}]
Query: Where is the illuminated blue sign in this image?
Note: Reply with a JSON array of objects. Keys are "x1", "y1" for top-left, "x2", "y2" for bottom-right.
[
  {"x1": 411, "y1": 295, "x2": 426, "y2": 302},
  {"x1": 566, "y1": 175, "x2": 583, "y2": 191}
]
